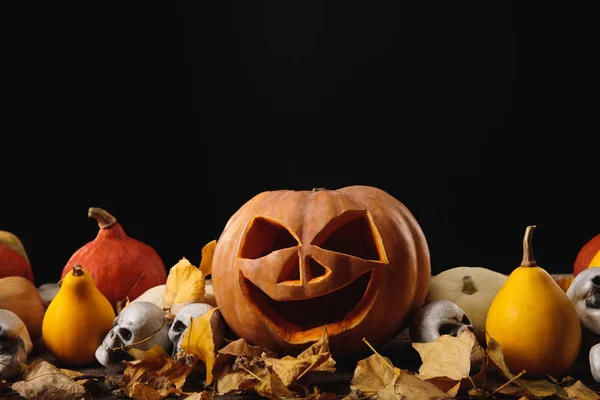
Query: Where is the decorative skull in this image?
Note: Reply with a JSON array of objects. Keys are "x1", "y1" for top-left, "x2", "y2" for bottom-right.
[
  {"x1": 168, "y1": 302, "x2": 225, "y2": 356},
  {"x1": 95, "y1": 301, "x2": 172, "y2": 371},
  {"x1": 409, "y1": 300, "x2": 473, "y2": 343},
  {"x1": 0, "y1": 309, "x2": 33, "y2": 381}
]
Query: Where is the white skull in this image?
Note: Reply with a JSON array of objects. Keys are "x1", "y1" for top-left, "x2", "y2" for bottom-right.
[
  {"x1": 95, "y1": 301, "x2": 172, "y2": 371},
  {"x1": 0, "y1": 309, "x2": 33, "y2": 381},
  {"x1": 168, "y1": 303, "x2": 225, "y2": 356}
]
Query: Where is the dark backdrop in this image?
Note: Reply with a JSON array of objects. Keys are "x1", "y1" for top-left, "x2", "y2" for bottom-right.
[{"x1": 2, "y1": 2, "x2": 597, "y2": 286}]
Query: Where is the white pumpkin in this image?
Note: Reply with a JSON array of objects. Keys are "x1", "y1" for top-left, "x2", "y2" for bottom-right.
[{"x1": 425, "y1": 266, "x2": 507, "y2": 345}]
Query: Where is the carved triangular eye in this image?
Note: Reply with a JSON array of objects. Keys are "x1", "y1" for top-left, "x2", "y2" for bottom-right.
[
  {"x1": 239, "y1": 216, "x2": 299, "y2": 259},
  {"x1": 311, "y1": 210, "x2": 384, "y2": 261}
]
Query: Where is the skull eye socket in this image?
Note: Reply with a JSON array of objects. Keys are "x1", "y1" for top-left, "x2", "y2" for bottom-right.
[
  {"x1": 118, "y1": 327, "x2": 132, "y2": 342},
  {"x1": 240, "y1": 217, "x2": 299, "y2": 259},
  {"x1": 172, "y1": 320, "x2": 187, "y2": 333},
  {"x1": 461, "y1": 314, "x2": 472, "y2": 326}
]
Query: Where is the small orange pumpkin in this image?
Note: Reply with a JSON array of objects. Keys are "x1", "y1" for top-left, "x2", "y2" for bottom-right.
[
  {"x1": 573, "y1": 233, "x2": 600, "y2": 277},
  {"x1": 61, "y1": 207, "x2": 167, "y2": 310},
  {"x1": 211, "y1": 186, "x2": 431, "y2": 357},
  {"x1": 0, "y1": 231, "x2": 34, "y2": 282}
]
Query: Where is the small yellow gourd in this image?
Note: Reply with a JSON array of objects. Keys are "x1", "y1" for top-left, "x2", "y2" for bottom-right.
[
  {"x1": 42, "y1": 264, "x2": 116, "y2": 366},
  {"x1": 485, "y1": 225, "x2": 582, "y2": 379}
]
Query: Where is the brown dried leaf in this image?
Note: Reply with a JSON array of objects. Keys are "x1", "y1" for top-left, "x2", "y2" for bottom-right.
[
  {"x1": 564, "y1": 380, "x2": 600, "y2": 399},
  {"x1": 11, "y1": 359, "x2": 91, "y2": 400},
  {"x1": 350, "y1": 353, "x2": 398, "y2": 393},
  {"x1": 127, "y1": 344, "x2": 170, "y2": 360},
  {"x1": 253, "y1": 370, "x2": 295, "y2": 400},
  {"x1": 119, "y1": 355, "x2": 197, "y2": 399},
  {"x1": 485, "y1": 334, "x2": 516, "y2": 379},
  {"x1": 219, "y1": 337, "x2": 278, "y2": 358},
  {"x1": 413, "y1": 329, "x2": 476, "y2": 381},
  {"x1": 350, "y1": 353, "x2": 453, "y2": 400},
  {"x1": 217, "y1": 356, "x2": 269, "y2": 395},
  {"x1": 199, "y1": 240, "x2": 217, "y2": 277},
  {"x1": 262, "y1": 326, "x2": 336, "y2": 387},
  {"x1": 59, "y1": 368, "x2": 102, "y2": 386},
  {"x1": 162, "y1": 257, "x2": 206, "y2": 311},
  {"x1": 180, "y1": 307, "x2": 219, "y2": 385},
  {"x1": 412, "y1": 329, "x2": 487, "y2": 396},
  {"x1": 185, "y1": 391, "x2": 212, "y2": 400},
  {"x1": 389, "y1": 371, "x2": 456, "y2": 400},
  {"x1": 485, "y1": 333, "x2": 572, "y2": 399}
]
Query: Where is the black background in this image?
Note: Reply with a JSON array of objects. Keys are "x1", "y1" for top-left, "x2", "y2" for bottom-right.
[{"x1": 2, "y1": 2, "x2": 597, "y2": 286}]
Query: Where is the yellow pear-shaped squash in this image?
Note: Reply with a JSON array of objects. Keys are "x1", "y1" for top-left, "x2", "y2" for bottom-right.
[
  {"x1": 42, "y1": 264, "x2": 116, "y2": 366},
  {"x1": 485, "y1": 226, "x2": 582, "y2": 379}
]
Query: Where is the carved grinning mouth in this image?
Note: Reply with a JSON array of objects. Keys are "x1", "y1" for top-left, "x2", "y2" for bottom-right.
[{"x1": 240, "y1": 270, "x2": 373, "y2": 333}]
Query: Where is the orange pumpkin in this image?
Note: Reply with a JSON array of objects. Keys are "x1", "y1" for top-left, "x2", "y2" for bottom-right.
[
  {"x1": 61, "y1": 207, "x2": 167, "y2": 310},
  {"x1": 573, "y1": 233, "x2": 600, "y2": 277},
  {"x1": 211, "y1": 186, "x2": 431, "y2": 357},
  {"x1": 0, "y1": 231, "x2": 34, "y2": 282}
]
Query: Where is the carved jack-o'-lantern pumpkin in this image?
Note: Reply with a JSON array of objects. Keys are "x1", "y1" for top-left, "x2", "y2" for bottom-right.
[{"x1": 211, "y1": 186, "x2": 431, "y2": 357}]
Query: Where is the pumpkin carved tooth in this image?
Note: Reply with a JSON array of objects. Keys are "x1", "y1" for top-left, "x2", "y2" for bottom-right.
[{"x1": 212, "y1": 186, "x2": 431, "y2": 357}]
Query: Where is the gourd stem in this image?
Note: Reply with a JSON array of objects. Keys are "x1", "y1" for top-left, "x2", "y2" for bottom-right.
[
  {"x1": 72, "y1": 264, "x2": 84, "y2": 276},
  {"x1": 521, "y1": 225, "x2": 538, "y2": 267},
  {"x1": 461, "y1": 276, "x2": 478, "y2": 295},
  {"x1": 88, "y1": 207, "x2": 117, "y2": 229}
]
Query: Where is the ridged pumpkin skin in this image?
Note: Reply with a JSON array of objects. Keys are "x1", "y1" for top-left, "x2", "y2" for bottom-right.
[
  {"x1": 0, "y1": 231, "x2": 34, "y2": 282},
  {"x1": 573, "y1": 233, "x2": 600, "y2": 277},
  {"x1": 212, "y1": 186, "x2": 431, "y2": 357},
  {"x1": 486, "y1": 226, "x2": 582, "y2": 379},
  {"x1": 60, "y1": 208, "x2": 167, "y2": 310},
  {"x1": 43, "y1": 265, "x2": 116, "y2": 366}
]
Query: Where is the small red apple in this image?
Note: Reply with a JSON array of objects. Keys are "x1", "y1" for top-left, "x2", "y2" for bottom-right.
[{"x1": 574, "y1": 233, "x2": 600, "y2": 277}]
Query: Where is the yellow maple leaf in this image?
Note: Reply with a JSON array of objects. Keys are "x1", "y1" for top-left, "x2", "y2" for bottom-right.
[
  {"x1": 162, "y1": 257, "x2": 206, "y2": 311},
  {"x1": 180, "y1": 307, "x2": 220, "y2": 385}
]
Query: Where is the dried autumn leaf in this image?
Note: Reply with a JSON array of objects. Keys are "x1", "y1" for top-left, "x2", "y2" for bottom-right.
[
  {"x1": 59, "y1": 368, "x2": 102, "y2": 386},
  {"x1": 180, "y1": 307, "x2": 220, "y2": 385},
  {"x1": 127, "y1": 344, "x2": 170, "y2": 360},
  {"x1": 217, "y1": 355, "x2": 270, "y2": 395},
  {"x1": 254, "y1": 370, "x2": 295, "y2": 400},
  {"x1": 214, "y1": 337, "x2": 277, "y2": 382},
  {"x1": 485, "y1": 333, "x2": 572, "y2": 399},
  {"x1": 162, "y1": 257, "x2": 206, "y2": 311},
  {"x1": 262, "y1": 326, "x2": 336, "y2": 387},
  {"x1": 11, "y1": 359, "x2": 91, "y2": 400},
  {"x1": 119, "y1": 355, "x2": 197, "y2": 400},
  {"x1": 350, "y1": 353, "x2": 453, "y2": 400},
  {"x1": 412, "y1": 329, "x2": 487, "y2": 396},
  {"x1": 185, "y1": 391, "x2": 212, "y2": 400},
  {"x1": 564, "y1": 380, "x2": 600, "y2": 399},
  {"x1": 199, "y1": 240, "x2": 216, "y2": 277}
]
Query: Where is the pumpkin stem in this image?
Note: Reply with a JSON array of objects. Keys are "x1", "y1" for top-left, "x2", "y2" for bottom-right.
[
  {"x1": 311, "y1": 187, "x2": 326, "y2": 192},
  {"x1": 72, "y1": 264, "x2": 84, "y2": 276},
  {"x1": 520, "y1": 225, "x2": 538, "y2": 267},
  {"x1": 461, "y1": 276, "x2": 478, "y2": 295},
  {"x1": 88, "y1": 207, "x2": 117, "y2": 229}
]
